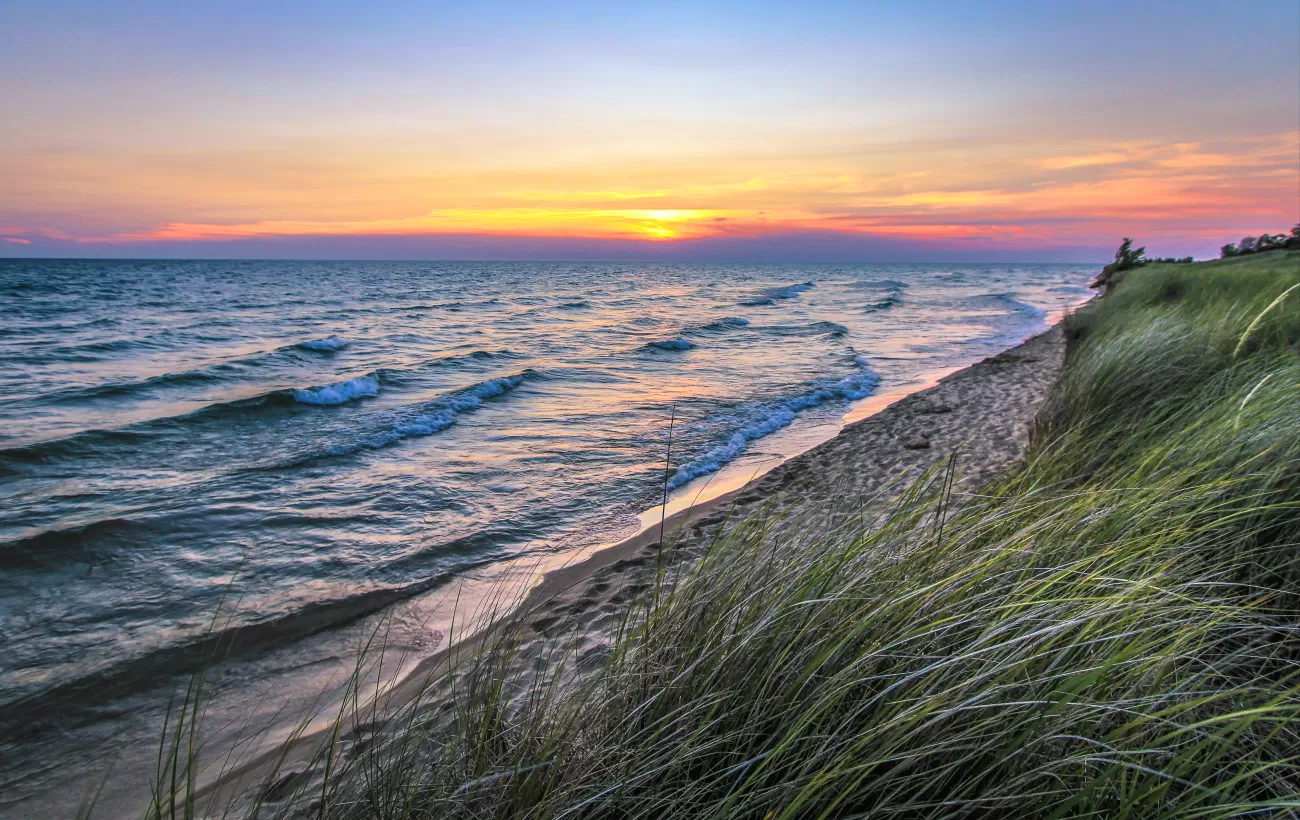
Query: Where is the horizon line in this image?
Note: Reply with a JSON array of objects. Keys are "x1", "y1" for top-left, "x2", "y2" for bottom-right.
[{"x1": 1, "y1": 255, "x2": 1108, "y2": 265}]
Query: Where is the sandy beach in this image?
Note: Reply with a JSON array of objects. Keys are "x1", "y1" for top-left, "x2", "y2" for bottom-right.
[
  {"x1": 501, "y1": 324, "x2": 1068, "y2": 669},
  {"x1": 198, "y1": 321, "x2": 1070, "y2": 813}
]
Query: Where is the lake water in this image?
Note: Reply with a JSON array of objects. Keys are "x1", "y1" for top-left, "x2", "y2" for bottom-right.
[{"x1": 0, "y1": 259, "x2": 1094, "y2": 815}]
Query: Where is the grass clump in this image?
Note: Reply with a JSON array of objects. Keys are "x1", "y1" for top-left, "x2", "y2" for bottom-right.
[{"x1": 206, "y1": 251, "x2": 1300, "y2": 818}]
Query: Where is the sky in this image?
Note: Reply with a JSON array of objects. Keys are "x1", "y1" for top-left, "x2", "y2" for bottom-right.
[{"x1": 2, "y1": 0, "x2": 1297, "y2": 261}]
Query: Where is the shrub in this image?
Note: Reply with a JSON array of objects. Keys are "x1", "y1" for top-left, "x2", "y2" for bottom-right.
[
  {"x1": 1091, "y1": 237, "x2": 1147, "y2": 290},
  {"x1": 1220, "y1": 226, "x2": 1300, "y2": 257}
]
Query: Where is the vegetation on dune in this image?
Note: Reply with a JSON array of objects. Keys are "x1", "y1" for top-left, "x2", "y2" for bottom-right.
[
  {"x1": 1092, "y1": 237, "x2": 1195, "y2": 292},
  {"x1": 158, "y1": 250, "x2": 1300, "y2": 819},
  {"x1": 1097, "y1": 229, "x2": 1299, "y2": 293},
  {"x1": 1221, "y1": 225, "x2": 1300, "y2": 259}
]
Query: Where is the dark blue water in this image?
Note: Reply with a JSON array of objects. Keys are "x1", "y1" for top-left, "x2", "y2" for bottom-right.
[{"x1": 0, "y1": 259, "x2": 1092, "y2": 814}]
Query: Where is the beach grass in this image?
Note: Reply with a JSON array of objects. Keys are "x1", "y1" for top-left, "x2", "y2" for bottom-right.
[{"x1": 168, "y1": 250, "x2": 1300, "y2": 818}]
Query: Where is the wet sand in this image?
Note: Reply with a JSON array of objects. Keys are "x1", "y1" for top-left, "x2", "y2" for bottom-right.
[
  {"x1": 198, "y1": 323, "x2": 1069, "y2": 813},
  {"x1": 488, "y1": 322, "x2": 1068, "y2": 673}
]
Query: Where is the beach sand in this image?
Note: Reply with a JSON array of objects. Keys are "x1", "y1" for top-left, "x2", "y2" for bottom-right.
[
  {"x1": 491, "y1": 323, "x2": 1068, "y2": 675},
  {"x1": 200, "y1": 323, "x2": 1069, "y2": 813}
]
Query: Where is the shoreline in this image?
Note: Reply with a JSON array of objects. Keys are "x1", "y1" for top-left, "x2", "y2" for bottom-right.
[{"x1": 194, "y1": 315, "x2": 1077, "y2": 813}]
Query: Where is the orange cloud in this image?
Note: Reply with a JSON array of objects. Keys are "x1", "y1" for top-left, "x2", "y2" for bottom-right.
[
  {"x1": 8, "y1": 130, "x2": 1294, "y2": 253},
  {"x1": 1040, "y1": 152, "x2": 1130, "y2": 170}
]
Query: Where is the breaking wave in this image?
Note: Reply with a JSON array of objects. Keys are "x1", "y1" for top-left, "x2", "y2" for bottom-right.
[
  {"x1": 296, "y1": 336, "x2": 349, "y2": 352},
  {"x1": 291, "y1": 374, "x2": 380, "y2": 405},
  {"x1": 741, "y1": 281, "x2": 814, "y2": 306},
  {"x1": 981, "y1": 293, "x2": 1048, "y2": 319},
  {"x1": 646, "y1": 338, "x2": 696, "y2": 351},
  {"x1": 316, "y1": 371, "x2": 535, "y2": 459},
  {"x1": 667, "y1": 365, "x2": 880, "y2": 489}
]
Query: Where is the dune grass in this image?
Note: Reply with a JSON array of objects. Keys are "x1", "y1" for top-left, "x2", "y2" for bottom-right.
[{"x1": 170, "y1": 251, "x2": 1300, "y2": 819}]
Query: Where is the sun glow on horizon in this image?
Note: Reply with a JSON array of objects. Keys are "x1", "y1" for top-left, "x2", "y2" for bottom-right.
[{"x1": 52, "y1": 131, "x2": 1296, "y2": 256}]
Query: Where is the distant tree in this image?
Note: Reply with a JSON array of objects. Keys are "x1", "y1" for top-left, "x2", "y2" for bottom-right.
[
  {"x1": 1092, "y1": 237, "x2": 1149, "y2": 290},
  {"x1": 1221, "y1": 228, "x2": 1299, "y2": 257},
  {"x1": 1259, "y1": 233, "x2": 1289, "y2": 251},
  {"x1": 1114, "y1": 237, "x2": 1147, "y2": 270}
]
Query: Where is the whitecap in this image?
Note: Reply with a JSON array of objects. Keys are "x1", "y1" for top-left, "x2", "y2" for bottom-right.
[
  {"x1": 291, "y1": 374, "x2": 380, "y2": 405},
  {"x1": 740, "y1": 281, "x2": 815, "y2": 306},
  {"x1": 331, "y1": 372, "x2": 532, "y2": 455},
  {"x1": 667, "y1": 365, "x2": 880, "y2": 488},
  {"x1": 992, "y1": 293, "x2": 1048, "y2": 319},
  {"x1": 647, "y1": 338, "x2": 696, "y2": 351},
  {"x1": 297, "y1": 336, "x2": 349, "y2": 352}
]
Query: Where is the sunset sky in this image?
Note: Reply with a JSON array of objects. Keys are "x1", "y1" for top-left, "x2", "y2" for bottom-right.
[{"x1": 3, "y1": 0, "x2": 1297, "y2": 261}]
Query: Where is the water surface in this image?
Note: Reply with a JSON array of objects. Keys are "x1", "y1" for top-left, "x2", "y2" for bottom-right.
[{"x1": 0, "y1": 259, "x2": 1093, "y2": 814}]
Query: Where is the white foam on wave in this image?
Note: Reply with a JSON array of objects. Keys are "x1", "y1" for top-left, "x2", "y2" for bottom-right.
[
  {"x1": 667, "y1": 364, "x2": 880, "y2": 489},
  {"x1": 990, "y1": 293, "x2": 1048, "y2": 320},
  {"x1": 769, "y1": 282, "x2": 814, "y2": 299},
  {"x1": 297, "y1": 336, "x2": 349, "y2": 352},
  {"x1": 333, "y1": 373, "x2": 530, "y2": 454},
  {"x1": 740, "y1": 282, "x2": 815, "y2": 306},
  {"x1": 649, "y1": 338, "x2": 696, "y2": 351},
  {"x1": 291, "y1": 374, "x2": 380, "y2": 405}
]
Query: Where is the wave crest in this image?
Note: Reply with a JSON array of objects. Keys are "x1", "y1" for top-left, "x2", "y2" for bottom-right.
[
  {"x1": 696, "y1": 316, "x2": 750, "y2": 331},
  {"x1": 291, "y1": 374, "x2": 380, "y2": 405},
  {"x1": 646, "y1": 338, "x2": 696, "y2": 351},
  {"x1": 296, "y1": 336, "x2": 349, "y2": 352},
  {"x1": 741, "y1": 281, "x2": 814, "y2": 306},
  {"x1": 980, "y1": 293, "x2": 1047, "y2": 319},
  {"x1": 667, "y1": 365, "x2": 880, "y2": 489},
  {"x1": 319, "y1": 371, "x2": 535, "y2": 458}
]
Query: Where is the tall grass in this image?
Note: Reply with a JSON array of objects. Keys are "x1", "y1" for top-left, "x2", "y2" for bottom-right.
[{"x1": 181, "y1": 252, "x2": 1300, "y2": 818}]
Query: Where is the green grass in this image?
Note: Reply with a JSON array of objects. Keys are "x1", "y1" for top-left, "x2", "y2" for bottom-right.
[{"x1": 174, "y1": 251, "x2": 1300, "y2": 819}]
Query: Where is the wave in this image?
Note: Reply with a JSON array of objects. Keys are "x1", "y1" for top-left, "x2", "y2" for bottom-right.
[
  {"x1": 740, "y1": 281, "x2": 814, "y2": 306},
  {"x1": 977, "y1": 293, "x2": 1048, "y2": 320},
  {"x1": 691, "y1": 316, "x2": 750, "y2": 333},
  {"x1": 0, "y1": 518, "x2": 136, "y2": 570},
  {"x1": 57, "y1": 347, "x2": 504, "y2": 416},
  {"x1": 667, "y1": 365, "x2": 881, "y2": 489},
  {"x1": 5, "y1": 339, "x2": 339, "y2": 407},
  {"x1": 296, "y1": 335, "x2": 349, "y2": 352},
  {"x1": 0, "y1": 428, "x2": 156, "y2": 471},
  {"x1": 768, "y1": 282, "x2": 814, "y2": 299},
  {"x1": 557, "y1": 300, "x2": 591, "y2": 310},
  {"x1": 645, "y1": 338, "x2": 696, "y2": 351},
  {"x1": 865, "y1": 293, "x2": 904, "y2": 312},
  {"x1": 4, "y1": 366, "x2": 226, "y2": 408},
  {"x1": 310, "y1": 370, "x2": 536, "y2": 460},
  {"x1": 762, "y1": 321, "x2": 849, "y2": 338},
  {"x1": 291, "y1": 374, "x2": 380, "y2": 405},
  {"x1": 0, "y1": 352, "x2": 522, "y2": 467},
  {"x1": 0, "y1": 544, "x2": 501, "y2": 723}
]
